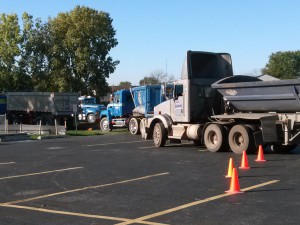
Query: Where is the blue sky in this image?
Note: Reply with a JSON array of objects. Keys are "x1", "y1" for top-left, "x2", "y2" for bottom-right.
[{"x1": 1, "y1": 0, "x2": 299, "y2": 85}]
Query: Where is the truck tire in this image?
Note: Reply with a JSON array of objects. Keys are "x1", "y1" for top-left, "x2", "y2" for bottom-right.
[
  {"x1": 129, "y1": 117, "x2": 141, "y2": 135},
  {"x1": 87, "y1": 114, "x2": 96, "y2": 124},
  {"x1": 228, "y1": 125, "x2": 255, "y2": 154},
  {"x1": 204, "y1": 124, "x2": 228, "y2": 152},
  {"x1": 100, "y1": 117, "x2": 112, "y2": 132},
  {"x1": 153, "y1": 122, "x2": 167, "y2": 147}
]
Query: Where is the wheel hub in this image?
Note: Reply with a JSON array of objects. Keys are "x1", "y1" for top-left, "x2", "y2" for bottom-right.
[
  {"x1": 209, "y1": 131, "x2": 218, "y2": 145},
  {"x1": 234, "y1": 132, "x2": 244, "y2": 146}
]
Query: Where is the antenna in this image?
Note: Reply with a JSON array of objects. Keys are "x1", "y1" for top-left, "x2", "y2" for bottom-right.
[{"x1": 165, "y1": 58, "x2": 168, "y2": 76}]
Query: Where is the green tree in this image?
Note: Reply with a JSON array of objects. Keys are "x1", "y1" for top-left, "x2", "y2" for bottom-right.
[
  {"x1": 0, "y1": 13, "x2": 33, "y2": 91},
  {"x1": 19, "y1": 13, "x2": 52, "y2": 91},
  {"x1": 0, "y1": 13, "x2": 34, "y2": 91},
  {"x1": 0, "y1": 13, "x2": 20, "y2": 91},
  {"x1": 262, "y1": 51, "x2": 300, "y2": 79},
  {"x1": 118, "y1": 81, "x2": 132, "y2": 89},
  {"x1": 47, "y1": 6, "x2": 119, "y2": 96},
  {"x1": 139, "y1": 76, "x2": 159, "y2": 85},
  {"x1": 139, "y1": 70, "x2": 176, "y2": 85}
]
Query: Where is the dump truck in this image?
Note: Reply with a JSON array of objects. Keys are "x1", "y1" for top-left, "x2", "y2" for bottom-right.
[
  {"x1": 142, "y1": 50, "x2": 300, "y2": 154},
  {"x1": 128, "y1": 84, "x2": 173, "y2": 135},
  {"x1": 1, "y1": 92, "x2": 78, "y2": 127},
  {"x1": 99, "y1": 89, "x2": 134, "y2": 131},
  {"x1": 78, "y1": 96, "x2": 106, "y2": 124}
]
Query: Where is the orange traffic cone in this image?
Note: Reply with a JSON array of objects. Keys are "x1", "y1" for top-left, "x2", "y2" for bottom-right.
[
  {"x1": 226, "y1": 168, "x2": 243, "y2": 194},
  {"x1": 255, "y1": 145, "x2": 266, "y2": 162},
  {"x1": 226, "y1": 158, "x2": 234, "y2": 178},
  {"x1": 239, "y1": 151, "x2": 250, "y2": 169}
]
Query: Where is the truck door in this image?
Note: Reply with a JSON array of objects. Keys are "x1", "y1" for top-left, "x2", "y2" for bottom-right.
[
  {"x1": 171, "y1": 79, "x2": 189, "y2": 122},
  {"x1": 174, "y1": 84, "x2": 184, "y2": 117},
  {"x1": 121, "y1": 91, "x2": 134, "y2": 116},
  {"x1": 111, "y1": 93, "x2": 121, "y2": 116}
]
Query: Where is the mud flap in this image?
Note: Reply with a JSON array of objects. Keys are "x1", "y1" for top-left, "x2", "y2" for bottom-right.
[{"x1": 260, "y1": 115, "x2": 278, "y2": 142}]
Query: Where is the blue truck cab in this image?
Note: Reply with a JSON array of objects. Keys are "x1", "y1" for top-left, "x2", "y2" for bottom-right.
[
  {"x1": 128, "y1": 84, "x2": 174, "y2": 135},
  {"x1": 78, "y1": 96, "x2": 106, "y2": 124},
  {"x1": 99, "y1": 89, "x2": 134, "y2": 131}
]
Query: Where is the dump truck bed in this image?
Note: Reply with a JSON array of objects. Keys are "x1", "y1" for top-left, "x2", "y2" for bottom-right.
[
  {"x1": 131, "y1": 85, "x2": 164, "y2": 115},
  {"x1": 212, "y1": 75, "x2": 300, "y2": 113},
  {"x1": 6, "y1": 92, "x2": 78, "y2": 115}
]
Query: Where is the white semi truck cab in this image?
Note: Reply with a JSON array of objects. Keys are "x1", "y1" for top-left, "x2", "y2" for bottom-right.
[{"x1": 142, "y1": 51, "x2": 233, "y2": 147}]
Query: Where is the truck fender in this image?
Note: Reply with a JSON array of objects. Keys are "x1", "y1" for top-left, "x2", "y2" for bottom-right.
[
  {"x1": 148, "y1": 114, "x2": 173, "y2": 131},
  {"x1": 143, "y1": 114, "x2": 172, "y2": 140}
]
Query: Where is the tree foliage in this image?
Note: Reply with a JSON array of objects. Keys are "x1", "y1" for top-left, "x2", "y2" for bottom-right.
[
  {"x1": 0, "y1": 13, "x2": 33, "y2": 91},
  {"x1": 47, "y1": 6, "x2": 119, "y2": 96},
  {"x1": 118, "y1": 81, "x2": 132, "y2": 89},
  {"x1": 139, "y1": 70, "x2": 175, "y2": 85},
  {"x1": 139, "y1": 76, "x2": 158, "y2": 85},
  {"x1": 0, "y1": 6, "x2": 118, "y2": 97},
  {"x1": 262, "y1": 51, "x2": 300, "y2": 79}
]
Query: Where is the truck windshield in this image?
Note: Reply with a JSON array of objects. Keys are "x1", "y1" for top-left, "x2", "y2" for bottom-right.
[
  {"x1": 114, "y1": 94, "x2": 120, "y2": 103},
  {"x1": 84, "y1": 99, "x2": 95, "y2": 104}
]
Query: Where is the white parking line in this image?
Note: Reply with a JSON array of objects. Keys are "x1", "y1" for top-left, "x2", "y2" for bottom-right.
[
  {"x1": 47, "y1": 147, "x2": 64, "y2": 150},
  {"x1": 84, "y1": 140, "x2": 149, "y2": 147},
  {"x1": 138, "y1": 146, "x2": 155, "y2": 149},
  {"x1": 90, "y1": 149, "x2": 121, "y2": 152},
  {"x1": 0, "y1": 162, "x2": 16, "y2": 165},
  {"x1": 0, "y1": 167, "x2": 83, "y2": 180}
]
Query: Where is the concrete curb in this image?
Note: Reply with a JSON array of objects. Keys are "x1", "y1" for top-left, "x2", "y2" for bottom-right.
[
  {"x1": 0, "y1": 133, "x2": 30, "y2": 142},
  {"x1": 36, "y1": 135, "x2": 68, "y2": 140}
]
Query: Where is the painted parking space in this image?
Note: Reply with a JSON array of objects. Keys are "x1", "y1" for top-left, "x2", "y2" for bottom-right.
[{"x1": 0, "y1": 134, "x2": 299, "y2": 224}]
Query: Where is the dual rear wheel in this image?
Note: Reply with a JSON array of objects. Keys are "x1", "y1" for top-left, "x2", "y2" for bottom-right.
[
  {"x1": 203, "y1": 124, "x2": 228, "y2": 152},
  {"x1": 151, "y1": 121, "x2": 259, "y2": 154},
  {"x1": 204, "y1": 123, "x2": 257, "y2": 154},
  {"x1": 228, "y1": 125, "x2": 256, "y2": 154}
]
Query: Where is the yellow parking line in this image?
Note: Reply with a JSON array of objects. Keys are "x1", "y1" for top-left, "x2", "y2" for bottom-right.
[
  {"x1": 0, "y1": 204, "x2": 168, "y2": 225},
  {"x1": 115, "y1": 180, "x2": 280, "y2": 225},
  {"x1": 84, "y1": 140, "x2": 149, "y2": 147},
  {"x1": 0, "y1": 162, "x2": 16, "y2": 165},
  {"x1": 2, "y1": 172, "x2": 170, "y2": 205},
  {"x1": 0, "y1": 167, "x2": 83, "y2": 181}
]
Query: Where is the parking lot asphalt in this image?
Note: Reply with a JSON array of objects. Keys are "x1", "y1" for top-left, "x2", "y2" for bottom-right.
[{"x1": 0, "y1": 133, "x2": 299, "y2": 225}]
